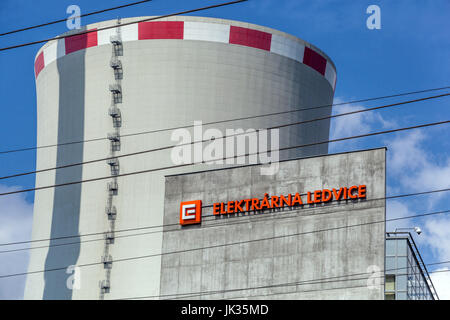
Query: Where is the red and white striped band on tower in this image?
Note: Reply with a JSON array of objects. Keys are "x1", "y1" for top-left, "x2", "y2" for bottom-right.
[{"x1": 34, "y1": 21, "x2": 337, "y2": 90}]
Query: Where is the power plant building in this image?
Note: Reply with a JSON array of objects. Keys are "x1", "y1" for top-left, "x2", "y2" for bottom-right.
[
  {"x1": 26, "y1": 16, "x2": 435, "y2": 300},
  {"x1": 162, "y1": 148, "x2": 438, "y2": 300}
]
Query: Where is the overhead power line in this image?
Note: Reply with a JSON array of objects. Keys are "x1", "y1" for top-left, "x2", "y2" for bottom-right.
[
  {"x1": 0, "y1": 0, "x2": 153, "y2": 37},
  {"x1": 212, "y1": 270, "x2": 442, "y2": 301},
  {"x1": 0, "y1": 185, "x2": 449, "y2": 247},
  {"x1": 0, "y1": 0, "x2": 248, "y2": 52},
  {"x1": 176, "y1": 268, "x2": 449, "y2": 301},
  {"x1": 1, "y1": 206, "x2": 449, "y2": 279},
  {"x1": 1, "y1": 86, "x2": 449, "y2": 156},
  {"x1": 1, "y1": 190, "x2": 449, "y2": 254},
  {"x1": 1, "y1": 92, "x2": 449, "y2": 181},
  {"x1": 1, "y1": 187, "x2": 448, "y2": 249},
  {"x1": 0, "y1": 119, "x2": 448, "y2": 198},
  {"x1": 125, "y1": 264, "x2": 450, "y2": 300}
]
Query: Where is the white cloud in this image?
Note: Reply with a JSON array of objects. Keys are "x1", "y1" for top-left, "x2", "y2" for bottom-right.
[
  {"x1": 421, "y1": 217, "x2": 450, "y2": 261},
  {"x1": 385, "y1": 131, "x2": 450, "y2": 208},
  {"x1": 386, "y1": 130, "x2": 427, "y2": 174},
  {"x1": 330, "y1": 99, "x2": 450, "y2": 199},
  {"x1": 404, "y1": 160, "x2": 450, "y2": 192},
  {"x1": 386, "y1": 200, "x2": 415, "y2": 232},
  {"x1": 330, "y1": 97, "x2": 450, "y2": 295},
  {"x1": 331, "y1": 99, "x2": 395, "y2": 138},
  {"x1": 430, "y1": 267, "x2": 450, "y2": 300},
  {"x1": 385, "y1": 201, "x2": 450, "y2": 300},
  {"x1": 385, "y1": 131, "x2": 450, "y2": 299},
  {"x1": 329, "y1": 98, "x2": 396, "y2": 153},
  {"x1": 0, "y1": 184, "x2": 33, "y2": 300}
]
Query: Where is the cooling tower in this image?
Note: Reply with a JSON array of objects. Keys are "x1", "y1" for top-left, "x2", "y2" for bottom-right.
[{"x1": 26, "y1": 16, "x2": 336, "y2": 299}]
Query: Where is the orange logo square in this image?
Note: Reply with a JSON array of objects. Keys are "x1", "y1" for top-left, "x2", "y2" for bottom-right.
[{"x1": 180, "y1": 200, "x2": 202, "y2": 225}]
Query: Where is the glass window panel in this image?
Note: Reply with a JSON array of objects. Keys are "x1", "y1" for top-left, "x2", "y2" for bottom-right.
[
  {"x1": 407, "y1": 245, "x2": 413, "y2": 256},
  {"x1": 385, "y1": 292, "x2": 395, "y2": 300},
  {"x1": 398, "y1": 257, "x2": 407, "y2": 272},
  {"x1": 408, "y1": 262, "x2": 413, "y2": 275},
  {"x1": 385, "y1": 275, "x2": 395, "y2": 291},
  {"x1": 397, "y1": 275, "x2": 407, "y2": 291},
  {"x1": 397, "y1": 291, "x2": 407, "y2": 300},
  {"x1": 386, "y1": 240, "x2": 396, "y2": 256},
  {"x1": 397, "y1": 239, "x2": 407, "y2": 255},
  {"x1": 386, "y1": 257, "x2": 396, "y2": 272}
]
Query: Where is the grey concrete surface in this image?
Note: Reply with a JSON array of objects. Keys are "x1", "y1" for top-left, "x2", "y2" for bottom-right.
[
  {"x1": 161, "y1": 149, "x2": 386, "y2": 300},
  {"x1": 26, "y1": 16, "x2": 335, "y2": 299},
  {"x1": 40, "y1": 26, "x2": 88, "y2": 300}
]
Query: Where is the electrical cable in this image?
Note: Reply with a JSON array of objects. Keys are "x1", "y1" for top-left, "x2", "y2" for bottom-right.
[
  {"x1": 0, "y1": 0, "x2": 248, "y2": 52},
  {"x1": 1, "y1": 187, "x2": 449, "y2": 252},
  {"x1": 1, "y1": 207, "x2": 449, "y2": 280},
  {"x1": 0, "y1": 119, "x2": 448, "y2": 198},
  {"x1": 1, "y1": 92, "x2": 448, "y2": 181},
  {"x1": 153, "y1": 266, "x2": 450, "y2": 300},
  {"x1": 0, "y1": 0, "x2": 153, "y2": 37},
  {"x1": 1, "y1": 0, "x2": 446, "y2": 300},
  {"x1": 154, "y1": 266, "x2": 449, "y2": 301},
  {"x1": 1, "y1": 86, "x2": 449, "y2": 156}
]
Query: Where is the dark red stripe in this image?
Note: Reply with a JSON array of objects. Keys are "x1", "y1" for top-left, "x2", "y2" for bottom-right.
[
  {"x1": 229, "y1": 26, "x2": 272, "y2": 51},
  {"x1": 303, "y1": 47, "x2": 326, "y2": 75},
  {"x1": 138, "y1": 21, "x2": 184, "y2": 40},
  {"x1": 65, "y1": 29, "x2": 98, "y2": 55},
  {"x1": 34, "y1": 51, "x2": 45, "y2": 78}
]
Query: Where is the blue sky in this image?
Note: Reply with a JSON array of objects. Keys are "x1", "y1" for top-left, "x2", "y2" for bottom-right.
[{"x1": 0, "y1": 0, "x2": 449, "y2": 299}]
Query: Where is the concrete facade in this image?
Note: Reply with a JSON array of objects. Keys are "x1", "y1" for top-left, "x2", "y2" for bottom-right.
[
  {"x1": 26, "y1": 16, "x2": 336, "y2": 299},
  {"x1": 161, "y1": 148, "x2": 386, "y2": 299}
]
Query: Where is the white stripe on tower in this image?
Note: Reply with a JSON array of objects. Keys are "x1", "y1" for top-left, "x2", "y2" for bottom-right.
[
  {"x1": 184, "y1": 22, "x2": 230, "y2": 43},
  {"x1": 36, "y1": 20, "x2": 336, "y2": 92},
  {"x1": 43, "y1": 39, "x2": 66, "y2": 66},
  {"x1": 324, "y1": 62, "x2": 337, "y2": 90},
  {"x1": 270, "y1": 34, "x2": 305, "y2": 63},
  {"x1": 98, "y1": 23, "x2": 138, "y2": 44},
  {"x1": 97, "y1": 27, "x2": 118, "y2": 46},
  {"x1": 120, "y1": 23, "x2": 138, "y2": 41}
]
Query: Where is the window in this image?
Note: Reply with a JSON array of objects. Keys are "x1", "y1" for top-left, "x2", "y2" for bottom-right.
[
  {"x1": 386, "y1": 240, "x2": 396, "y2": 256},
  {"x1": 385, "y1": 292, "x2": 395, "y2": 300},
  {"x1": 386, "y1": 274, "x2": 396, "y2": 291}
]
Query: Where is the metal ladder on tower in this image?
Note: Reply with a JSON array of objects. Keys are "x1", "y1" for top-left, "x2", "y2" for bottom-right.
[{"x1": 100, "y1": 18, "x2": 123, "y2": 300}]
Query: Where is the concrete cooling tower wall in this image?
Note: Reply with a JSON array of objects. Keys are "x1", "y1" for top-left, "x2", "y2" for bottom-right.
[{"x1": 26, "y1": 16, "x2": 336, "y2": 299}]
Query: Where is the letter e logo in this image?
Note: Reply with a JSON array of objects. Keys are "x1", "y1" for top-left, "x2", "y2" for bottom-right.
[{"x1": 180, "y1": 200, "x2": 202, "y2": 225}]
